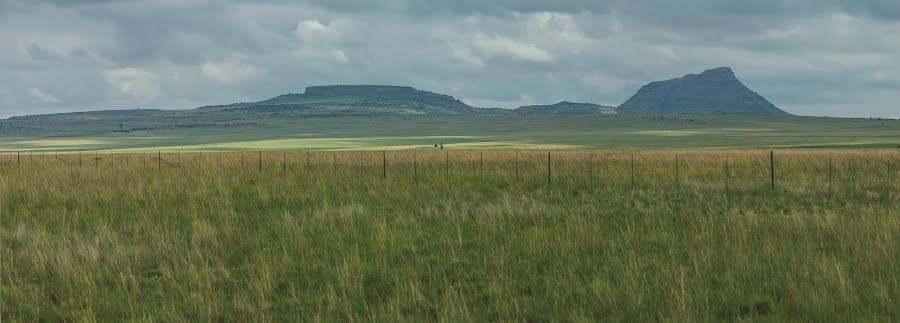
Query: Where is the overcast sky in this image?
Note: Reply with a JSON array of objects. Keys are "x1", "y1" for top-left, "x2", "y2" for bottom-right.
[{"x1": 2, "y1": 0, "x2": 899, "y2": 118}]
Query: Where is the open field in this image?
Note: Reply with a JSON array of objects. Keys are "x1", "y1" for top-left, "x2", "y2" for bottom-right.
[
  {"x1": 2, "y1": 115, "x2": 899, "y2": 151},
  {"x1": 2, "y1": 149, "x2": 898, "y2": 320}
]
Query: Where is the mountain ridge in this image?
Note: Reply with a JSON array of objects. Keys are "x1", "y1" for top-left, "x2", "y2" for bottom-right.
[
  {"x1": 514, "y1": 101, "x2": 617, "y2": 115},
  {"x1": 618, "y1": 67, "x2": 789, "y2": 116},
  {"x1": 7, "y1": 67, "x2": 789, "y2": 120},
  {"x1": 197, "y1": 85, "x2": 479, "y2": 115}
]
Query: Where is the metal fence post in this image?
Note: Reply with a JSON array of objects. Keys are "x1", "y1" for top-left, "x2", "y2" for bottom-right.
[
  {"x1": 770, "y1": 151, "x2": 775, "y2": 191},
  {"x1": 547, "y1": 151, "x2": 551, "y2": 187}
]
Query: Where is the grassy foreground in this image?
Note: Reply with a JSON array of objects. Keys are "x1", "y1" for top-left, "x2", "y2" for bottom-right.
[{"x1": 2, "y1": 149, "x2": 899, "y2": 321}]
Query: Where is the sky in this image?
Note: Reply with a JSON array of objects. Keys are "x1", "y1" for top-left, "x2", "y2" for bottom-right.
[{"x1": 2, "y1": 0, "x2": 899, "y2": 119}]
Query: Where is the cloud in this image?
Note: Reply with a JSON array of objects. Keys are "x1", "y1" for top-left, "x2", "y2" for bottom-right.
[
  {"x1": 449, "y1": 43, "x2": 485, "y2": 67},
  {"x1": 332, "y1": 49, "x2": 349, "y2": 64},
  {"x1": 294, "y1": 18, "x2": 349, "y2": 44},
  {"x1": 103, "y1": 67, "x2": 161, "y2": 103},
  {"x1": 28, "y1": 87, "x2": 62, "y2": 103},
  {"x1": 294, "y1": 19, "x2": 330, "y2": 40},
  {"x1": 472, "y1": 34, "x2": 553, "y2": 63},
  {"x1": 201, "y1": 59, "x2": 264, "y2": 84},
  {"x1": 0, "y1": 0, "x2": 899, "y2": 119}
]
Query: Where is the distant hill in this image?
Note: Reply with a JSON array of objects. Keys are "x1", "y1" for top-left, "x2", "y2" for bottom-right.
[
  {"x1": 199, "y1": 85, "x2": 479, "y2": 116},
  {"x1": 515, "y1": 101, "x2": 616, "y2": 115},
  {"x1": 5, "y1": 68, "x2": 801, "y2": 130},
  {"x1": 618, "y1": 67, "x2": 789, "y2": 116}
]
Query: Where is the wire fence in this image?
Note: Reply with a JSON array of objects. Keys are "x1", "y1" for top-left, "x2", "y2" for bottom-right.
[{"x1": 1, "y1": 149, "x2": 898, "y2": 197}]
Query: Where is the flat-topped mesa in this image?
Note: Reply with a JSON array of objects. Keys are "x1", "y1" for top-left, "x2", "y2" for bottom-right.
[
  {"x1": 200, "y1": 85, "x2": 478, "y2": 115},
  {"x1": 515, "y1": 101, "x2": 617, "y2": 115},
  {"x1": 302, "y1": 85, "x2": 419, "y2": 98},
  {"x1": 699, "y1": 66, "x2": 735, "y2": 76},
  {"x1": 618, "y1": 67, "x2": 790, "y2": 116}
]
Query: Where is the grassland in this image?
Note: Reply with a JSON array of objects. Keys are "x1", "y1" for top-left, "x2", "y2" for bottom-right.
[
  {"x1": 1, "y1": 114, "x2": 899, "y2": 152},
  {"x1": 2, "y1": 149, "x2": 898, "y2": 321}
]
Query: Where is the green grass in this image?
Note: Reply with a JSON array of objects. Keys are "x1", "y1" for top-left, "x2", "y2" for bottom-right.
[
  {"x1": 1, "y1": 115, "x2": 899, "y2": 151},
  {"x1": 2, "y1": 149, "x2": 898, "y2": 320}
]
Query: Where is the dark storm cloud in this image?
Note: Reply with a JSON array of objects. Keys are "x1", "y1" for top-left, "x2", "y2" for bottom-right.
[{"x1": 1, "y1": 0, "x2": 899, "y2": 118}]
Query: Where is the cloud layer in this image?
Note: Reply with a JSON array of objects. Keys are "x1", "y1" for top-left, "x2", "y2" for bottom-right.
[{"x1": 2, "y1": 0, "x2": 899, "y2": 118}]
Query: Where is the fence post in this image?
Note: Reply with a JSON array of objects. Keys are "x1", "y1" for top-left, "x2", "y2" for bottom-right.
[
  {"x1": 382, "y1": 150, "x2": 387, "y2": 179},
  {"x1": 770, "y1": 151, "x2": 775, "y2": 191},
  {"x1": 724, "y1": 157, "x2": 730, "y2": 195},
  {"x1": 241, "y1": 151, "x2": 244, "y2": 168},
  {"x1": 828, "y1": 156, "x2": 833, "y2": 195},
  {"x1": 79, "y1": 151, "x2": 82, "y2": 167},
  {"x1": 17, "y1": 150, "x2": 20, "y2": 166},
  {"x1": 480, "y1": 152, "x2": 484, "y2": 181},
  {"x1": 158, "y1": 151, "x2": 162, "y2": 170},
  {"x1": 445, "y1": 151, "x2": 449, "y2": 180},
  {"x1": 547, "y1": 151, "x2": 551, "y2": 187},
  {"x1": 886, "y1": 157, "x2": 892, "y2": 197},
  {"x1": 283, "y1": 151, "x2": 286, "y2": 172}
]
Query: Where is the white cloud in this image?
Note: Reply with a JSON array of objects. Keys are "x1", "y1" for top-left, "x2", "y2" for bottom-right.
[
  {"x1": 28, "y1": 87, "x2": 61, "y2": 104},
  {"x1": 472, "y1": 34, "x2": 554, "y2": 63},
  {"x1": 525, "y1": 12, "x2": 588, "y2": 45},
  {"x1": 201, "y1": 60, "x2": 264, "y2": 84},
  {"x1": 103, "y1": 67, "x2": 161, "y2": 103},
  {"x1": 294, "y1": 19, "x2": 344, "y2": 44},
  {"x1": 448, "y1": 43, "x2": 485, "y2": 66},
  {"x1": 2, "y1": 1, "x2": 900, "y2": 118},
  {"x1": 332, "y1": 49, "x2": 349, "y2": 64}
]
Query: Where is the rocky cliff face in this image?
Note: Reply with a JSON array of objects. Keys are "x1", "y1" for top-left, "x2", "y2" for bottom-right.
[{"x1": 618, "y1": 67, "x2": 789, "y2": 115}]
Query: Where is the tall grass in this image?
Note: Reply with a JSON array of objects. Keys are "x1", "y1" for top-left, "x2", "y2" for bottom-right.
[{"x1": 1, "y1": 149, "x2": 898, "y2": 321}]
